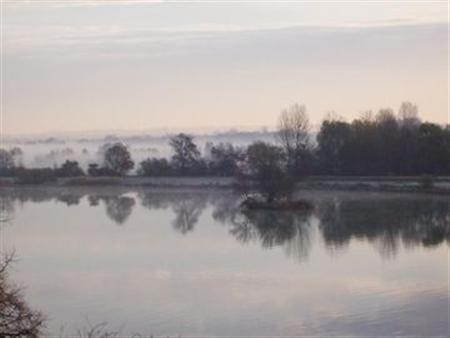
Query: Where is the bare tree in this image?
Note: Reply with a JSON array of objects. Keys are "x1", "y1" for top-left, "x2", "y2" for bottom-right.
[
  {"x1": 278, "y1": 104, "x2": 310, "y2": 152},
  {"x1": 398, "y1": 101, "x2": 420, "y2": 127},
  {"x1": 277, "y1": 104, "x2": 311, "y2": 176},
  {"x1": 0, "y1": 251, "x2": 45, "y2": 337},
  {"x1": 359, "y1": 110, "x2": 374, "y2": 123},
  {"x1": 323, "y1": 111, "x2": 345, "y2": 123}
]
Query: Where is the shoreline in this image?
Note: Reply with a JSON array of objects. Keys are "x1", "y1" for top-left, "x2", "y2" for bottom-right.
[{"x1": 1, "y1": 176, "x2": 449, "y2": 195}]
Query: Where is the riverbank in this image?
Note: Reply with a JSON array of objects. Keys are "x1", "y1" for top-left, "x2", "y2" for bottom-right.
[
  {"x1": 1, "y1": 175, "x2": 449, "y2": 194},
  {"x1": 301, "y1": 176, "x2": 450, "y2": 195}
]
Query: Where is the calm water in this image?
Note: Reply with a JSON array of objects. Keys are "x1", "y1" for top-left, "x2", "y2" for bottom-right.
[{"x1": 1, "y1": 187, "x2": 449, "y2": 336}]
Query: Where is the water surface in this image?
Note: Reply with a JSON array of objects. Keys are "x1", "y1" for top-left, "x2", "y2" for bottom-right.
[{"x1": 1, "y1": 188, "x2": 448, "y2": 336}]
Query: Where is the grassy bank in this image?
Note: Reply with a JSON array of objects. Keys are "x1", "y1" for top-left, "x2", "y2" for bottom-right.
[{"x1": 1, "y1": 175, "x2": 449, "y2": 194}]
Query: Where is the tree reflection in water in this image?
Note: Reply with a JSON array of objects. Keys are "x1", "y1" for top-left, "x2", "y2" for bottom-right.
[
  {"x1": 0, "y1": 195, "x2": 14, "y2": 224},
  {"x1": 1, "y1": 189, "x2": 448, "y2": 336},
  {"x1": 171, "y1": 198, "x2": 206, "y2": 234},
  {"x1": 0, "y1": 188, "x2": 448, "y2": 260},
  {"x1": 138, "y1": 191, "x2": 171, "y2": 211},
  {"x1": 104, "y1": 197, "x2": 136, "y2": 225},
  {"x1": 213, "y1": 201, "x2": 314, "y2": 261},
  {"x1": 89, "y1": 195, "x2": 136, "y2": 225},
  {"x1": 139, "y1": 191, "x2": 207, "y2": 234},
  {"x1": 315, "y1": 197, "x2": 450, "y2": 258},
  {"x1": 212, "y1": 193, "x2": 449, "y2": 261}
]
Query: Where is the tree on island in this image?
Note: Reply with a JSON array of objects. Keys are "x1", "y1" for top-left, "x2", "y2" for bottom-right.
[{"x1": 243, "y1": 141, "x2": 295, "y2": 204}]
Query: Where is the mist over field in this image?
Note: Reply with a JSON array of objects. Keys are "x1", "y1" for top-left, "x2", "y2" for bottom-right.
[{"x1": 1, "y1": 129, "x2": 276, "y2": 169}]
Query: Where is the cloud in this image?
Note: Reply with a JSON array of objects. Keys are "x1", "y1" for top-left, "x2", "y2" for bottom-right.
[
  {"x1": 4, "y1": 0, "x2": 165, "y2": 8},
  {"x1": 3, "y1": 19, "x2": 447, "y2": 134},
  {"x1": 4, "y1": 20, "x2": 447, "y2": 55}
]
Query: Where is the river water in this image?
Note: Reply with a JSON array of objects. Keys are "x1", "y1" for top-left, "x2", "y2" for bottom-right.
[{"x1": 1, "y1": 187, "x2": 448, "y2": 336}]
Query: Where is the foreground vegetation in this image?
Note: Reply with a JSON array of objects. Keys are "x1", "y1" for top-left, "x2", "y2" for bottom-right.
[
  {"x1": 0, "y1": 251, "x2": 45, "y2": 337},
  {"x1": 0, "y1": 251, "x2": 146, "y2": 337}
]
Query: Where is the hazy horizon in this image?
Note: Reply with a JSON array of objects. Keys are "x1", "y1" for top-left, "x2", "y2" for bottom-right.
[{"x1": 2, "y1": 1, "x2": 449, "y2": 135}]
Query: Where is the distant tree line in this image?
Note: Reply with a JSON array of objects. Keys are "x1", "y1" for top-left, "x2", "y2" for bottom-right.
[
  {"x1": 0, "y1": 101, "x2": 448, "y2": 185},
  {"x1": 316, "y1": 103, "x2": 450, "y2": 176},
  {"x1": 138, "y1": 101, "x2": 450, "y2": 178},
  {"x1": 0, "y1": 142, "x2": 135, "y2": 184}
]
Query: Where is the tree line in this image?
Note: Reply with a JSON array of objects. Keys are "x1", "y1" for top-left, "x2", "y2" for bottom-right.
[
  {"x1": 316, "y1": 103, "x2": 450, "y2": 176},
  {"x1": 0, "y1": 101, "x2": 448, "y2": 184},
  {"x1": 140, "y1": 101, "x2": 450, "y2": 178}
]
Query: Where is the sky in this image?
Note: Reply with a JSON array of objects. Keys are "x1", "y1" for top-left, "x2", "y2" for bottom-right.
[{"x1": 1, "y1": 0, "x2": 449, "y2": 135}]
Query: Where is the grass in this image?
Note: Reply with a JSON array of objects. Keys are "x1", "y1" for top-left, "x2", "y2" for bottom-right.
[{"x1": 63, "y1": 176, "x2": 122, "y2": 186}]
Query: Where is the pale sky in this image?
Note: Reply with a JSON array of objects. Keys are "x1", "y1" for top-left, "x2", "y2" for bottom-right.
[{"x1": 2, "y1": 0, "x2": 449, "y2": 135}]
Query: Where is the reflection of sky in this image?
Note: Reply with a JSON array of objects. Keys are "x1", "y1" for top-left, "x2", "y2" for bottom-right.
[{"x1": 2, "y1": 190, "x2": 449, "y2": 335}]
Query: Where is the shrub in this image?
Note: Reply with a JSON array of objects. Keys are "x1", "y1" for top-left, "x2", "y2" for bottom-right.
[
  {"x1": 55, "y1": 160, "x2": 85, "y2": 177},
  {"x1": 88, "y1": 163, "x2": 119, "y2": 177},
  {"x1": 15, "y1": 168, "x2": 57, "y2": 184},
  {"x1": 208, "y1": 143, "x2": 244, "y2": 176},
  {"x1": 139, "y1": 158, "x2": 173, "y2": 176}
]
